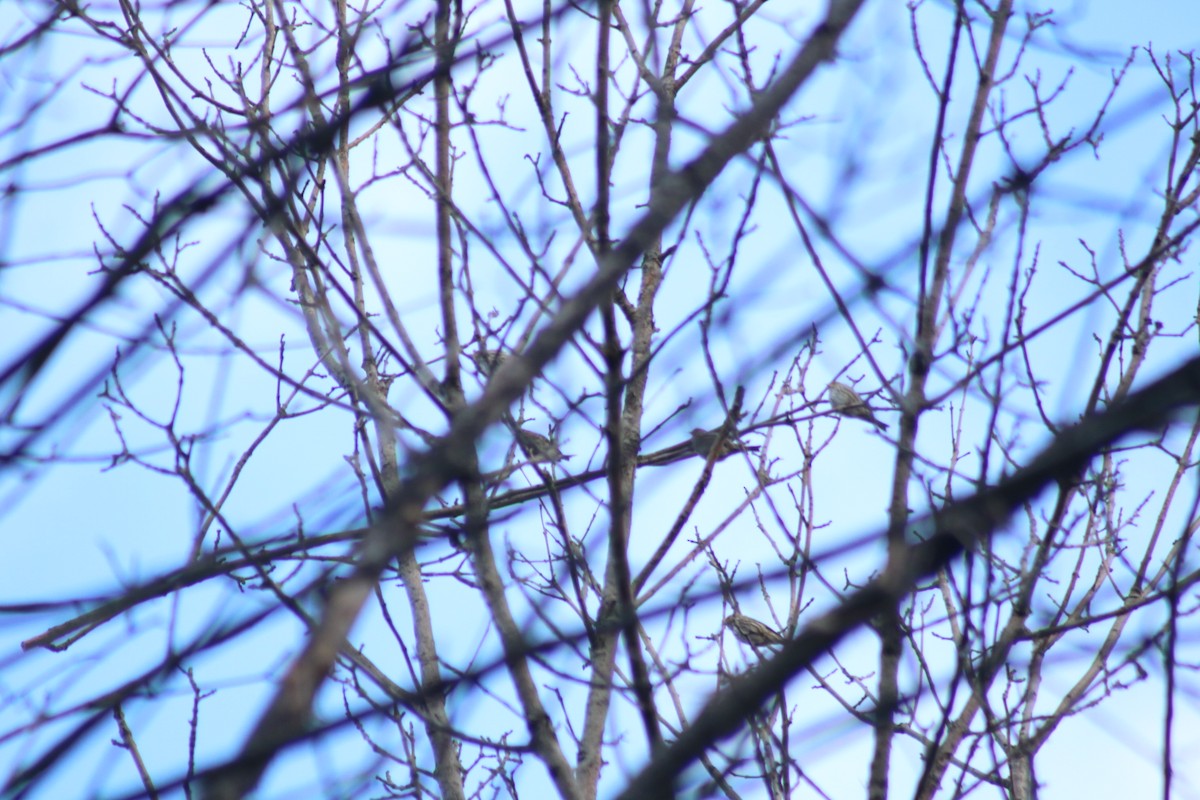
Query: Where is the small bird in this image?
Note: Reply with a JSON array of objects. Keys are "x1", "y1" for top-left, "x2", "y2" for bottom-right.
[
  {"x1": 724, "y1": 613, "x2": 786, "y2": 648},
  {"x1": 470, "y1": 348, "x2": 510, "y2": 377},
  {"x1": 515, "y1": 428, "x2": 569, "y2": 463},
  {"x1": 827, "y1": 380, "x2": 888, "y2": 430},
  {"x1": 689, "y1": 428, "x2": 760, "y2": 460}
]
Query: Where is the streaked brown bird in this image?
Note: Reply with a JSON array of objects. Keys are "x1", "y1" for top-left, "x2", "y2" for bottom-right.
[
  {"x1": 828, "y1": 380, "x2": 888, "y2": 430},
  {"x1": 470, "y1": 348, "x2": 510, "y2": 377},
  {"x1": 689, "y1": 428, "x2": 760, "y2": 460},
  {"x1": 724, "y1": 613, "x2": 786, "y2": 648},
  {"x1": 515, "y1": 428, "x2": 569, "y2": 463}
]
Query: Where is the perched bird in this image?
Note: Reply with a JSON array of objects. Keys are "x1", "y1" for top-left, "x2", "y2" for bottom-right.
[
  {"x1": 470, "y1": 348, "x2": 510, "y2": 377},
  {"x1": 827, "y1": 380, "x2": 888, "y2": 430},
  {"x1": 515, "y1": 428, "x2": 569, "y2": 463},
  {"x1": 689, "y1": 428, "x2": 760, "y2": 460},
  {"x1": 724, "y1": 613, "x2": 786, "y2": 648}
]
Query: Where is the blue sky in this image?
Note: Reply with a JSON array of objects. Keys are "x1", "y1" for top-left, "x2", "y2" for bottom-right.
[{"x1": 2, "y1": 0, "x2": 1199, "y2": 797}]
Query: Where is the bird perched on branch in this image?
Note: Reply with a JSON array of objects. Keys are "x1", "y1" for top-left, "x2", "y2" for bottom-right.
[
  {"x1": 827, "y1": 380, "x2": 888, "y2": 430},
  {"x1": 689, "y1": 428, "x2": 760, "y2": 460},
  {"x1": 724, "y1": 613, "x2": 786, "y2": 648},
  {"x1": 515, "y1": 428, "x2": 569, "y2": 463},
  {"x1": 470, "y1": 348, "x2": 510, "y2": 377}
]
